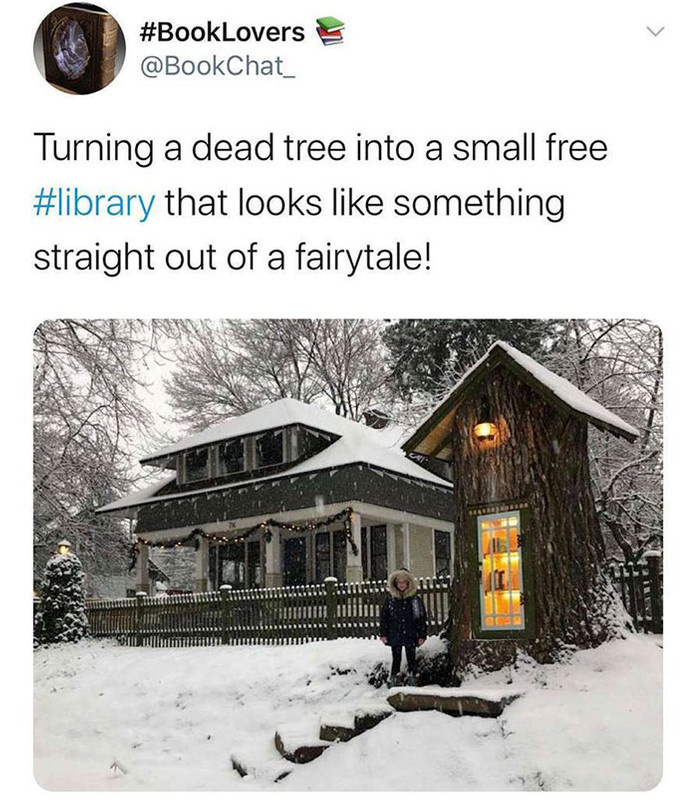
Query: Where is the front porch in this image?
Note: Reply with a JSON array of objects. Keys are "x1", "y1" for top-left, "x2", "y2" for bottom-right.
[{"x1": 133, "y1": 502, "x2": 454, "y2": 594}]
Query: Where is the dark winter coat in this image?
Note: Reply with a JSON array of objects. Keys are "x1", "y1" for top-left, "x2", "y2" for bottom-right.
[{"x1": 379, "y1": 569, "x2": 427, "y2": 646}]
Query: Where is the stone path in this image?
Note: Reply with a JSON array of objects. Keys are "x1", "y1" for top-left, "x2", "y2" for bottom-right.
[{"x1": 232, "y1": 687, "x2": 523, "y2": 774}]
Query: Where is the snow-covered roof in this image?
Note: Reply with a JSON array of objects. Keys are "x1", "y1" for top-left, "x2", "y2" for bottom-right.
[
  {"x1": 494, "y1": 343, "x2": 639, "y2": 437},
  {"x1": 403, "y1": 341, "x2": 640, "y2": 458},
  {"x1": 141, "y1": 398, "x2": 402, "y2": 463},
  {"x1": 98, "y1": 480, "x2": 174, "y2": 514},
  {"x1": 99, "y1": 399, "x2": 451, "y2": 515},
  {"x1": 101, "y1": 477, "x2": 174, "y2": 511}
]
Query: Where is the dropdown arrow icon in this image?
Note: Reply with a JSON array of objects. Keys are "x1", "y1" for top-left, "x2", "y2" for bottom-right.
[{"x1": 646, "y1": 26, "x2": 665, "y2": 37}]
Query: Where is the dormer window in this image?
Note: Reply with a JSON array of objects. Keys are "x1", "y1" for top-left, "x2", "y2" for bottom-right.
[
  {"x1": 299, "y1": 427, "x2": 333, "y2": 460},
  {"x1": 218, "y1": 438, "x2": 244, "y2": 476},
  {"x1": 255, "y1": 430, "x2": 284, "y2": 468},
  {"x1": 184, "y1": 448, "x2": 209, "y2": 483}
]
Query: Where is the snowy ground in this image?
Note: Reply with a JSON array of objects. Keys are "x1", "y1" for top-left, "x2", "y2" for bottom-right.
[{"x1": 34, "y1": 634, "x2": 662, "y2": 791}]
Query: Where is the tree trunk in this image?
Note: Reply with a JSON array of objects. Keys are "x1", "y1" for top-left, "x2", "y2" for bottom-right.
[{"x1": 448, "y1": 365, "x2": 627, "y2": 673}]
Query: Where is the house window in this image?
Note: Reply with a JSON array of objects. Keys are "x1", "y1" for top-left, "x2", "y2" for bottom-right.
[
  {"x1": 283, "y1": 536, "x2": 307, "y2": 586},
  {"x1": 315, "y1": 531, "x2": 331, "y2": 583},
  {"x1": 314, "y1": 530, "x2": 347, "y2": 582},
  {"x1": 434, "y1": 529, "x2": 451, "y2": 577},
  {"x1": 218, "y1": 438, "x2": 244, "y2": 476},
  {"x1": 213, "y1": 540, "x2": 261, "y2": 589},
  {"x1": 255, "y1": 430, "x2": 284, "y2": 468},
  {"x1": 333, "y1": 531, "x2": 347, "y2": 580},
  {"x1": 299, "y1": 427, "x2": 333, "y2": 460},
  {"x1": 221, "y1": 542, "x2": 245, "y2": 588},
  {"x1": 477, "y1": 511, "x2": 525, "y2": 631},
  {"x1": 361, "y1": 525, "x2": 388, "y2": 581},
  {"x1": 247, "y1": 541, "x2": 261, "y2": 588},
  {"x1": 184, "y1": 448, "x2": 209, "y2": 483}
]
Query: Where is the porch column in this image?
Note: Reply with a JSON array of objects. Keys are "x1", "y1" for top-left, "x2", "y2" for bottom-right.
[
  {"x1": 346, "y1": 511, "x2": 363, "y2": 583},
  {"x1": 135, "y1": 541, "x2": 150, "y2": 595},
  {"x1": 430, "y1": 526, "x2": 437, "y2": 577},
  {"x1": 387, "y1": 523, "x2": 397, "y2": 573},
  {"x1": 394, "y1": 522, "x2": 410, "y2": 570},
  {"x1": 195, "y1": 536, "x2": 210, "y2": 593},
  {"x1": 265, "y1": 531, "x2": 282, "y2": 587}
]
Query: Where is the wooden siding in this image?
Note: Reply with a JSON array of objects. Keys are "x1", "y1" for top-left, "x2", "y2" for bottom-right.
[
  {"x1": 135, "y1": 464, "x2": 453, "y2": 534},
  {"x1": 408, "y1": 524, "x2": 434, "y2": 580}
]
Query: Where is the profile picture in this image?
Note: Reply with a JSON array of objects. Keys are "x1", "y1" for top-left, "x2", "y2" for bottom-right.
[{"x1": 34, "y1": 3, "x2": 125, "y2": 94}]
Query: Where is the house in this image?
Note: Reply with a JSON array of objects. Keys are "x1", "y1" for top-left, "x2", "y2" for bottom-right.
[
  {"x1": 90, "y1": 558, "x2": 171, "y2": 599},
  {"x1": 98, "y1": 398, "x2": 454, "y2": 594},
  {"x1": 402, "y1": 341, "x2": 639, "y2": 667}
]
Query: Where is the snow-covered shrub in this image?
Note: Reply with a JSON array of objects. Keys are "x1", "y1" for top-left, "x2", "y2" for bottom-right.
[{"x1": 34, "y1": 552, "x2": 89, "y2": 645}]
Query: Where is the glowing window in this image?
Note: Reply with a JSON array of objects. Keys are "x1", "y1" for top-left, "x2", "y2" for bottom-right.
[{"x1": 477, "y1": 510, "x2": 525, "y2": 631}]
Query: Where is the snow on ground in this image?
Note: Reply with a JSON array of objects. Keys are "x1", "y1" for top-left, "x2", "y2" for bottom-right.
[{"x1": 34, "y1": 634, "x2": 661, "y2": 791}]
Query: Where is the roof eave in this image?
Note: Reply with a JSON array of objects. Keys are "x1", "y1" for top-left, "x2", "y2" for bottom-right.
[
  {"x1": 402, "y1": 347, "x2": 502, "y2": 456},
  {"x1": 402, "y1": 344, "x2": 639, "y2": 456},
  {"x1": 97, "y1": 460, "x2": 452, "y2": 517},
  {"x1": 139, "y1": 422, "x2": 341, "y2": 467}
]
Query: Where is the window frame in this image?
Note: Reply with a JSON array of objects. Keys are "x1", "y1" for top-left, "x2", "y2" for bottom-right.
[
  {"x1": 468, "y1": 502, "x2": 536, "y2": 640},
  {"x1": 361, "y1": 524, "x2": 388, "y2": 582},
  {"x1": 313, "y1": 528, "x2": 347, "y2": 583},
  {"x1": 212, "y1": 539, "x2": 262, "y2": 589},
  {"x1": 477, "y1": 510, "x2": 525, "y2": 633},
  {"x1": 254, "y1": 429, "x2": 285, "y2": 469},
  {"x1": 298, "y1": 426, "x2": 334, "y2": 461},
  {"x1": 434, "y1": 528, "x2": 452, "y2": 578},
  {"x1": 183, "y1": 447, "x2": 210, "y2": 484},
  {"x1": 218, "y1": 437, "x2": 246, "y2": 477}
]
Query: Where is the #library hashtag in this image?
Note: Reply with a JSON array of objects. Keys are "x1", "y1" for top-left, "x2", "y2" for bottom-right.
[
  {"x1": 140, "y1": 21, "x2": 156, "y2": 42},
  {"x1": 34, "y1": 188, "x2": 56, "y2": 216}
]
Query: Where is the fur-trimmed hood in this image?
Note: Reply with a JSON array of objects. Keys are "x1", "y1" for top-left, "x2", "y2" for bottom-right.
[{"x1": 387, "y1": 568, "x2": 417, "y2": 598}]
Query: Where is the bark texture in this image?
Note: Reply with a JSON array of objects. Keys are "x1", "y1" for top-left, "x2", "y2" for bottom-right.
[{"x1": 449, "y1": 365, "x2": 626, "y2": 673}]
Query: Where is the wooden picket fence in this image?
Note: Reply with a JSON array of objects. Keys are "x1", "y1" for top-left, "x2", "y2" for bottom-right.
[
  {"x1": 85, "y1": 577, "x2": 451, "y2": 647},
  {"x1": 608, "y1": 555, "x2": 663, "y2": 633},
  {"x1": 81, "y1": 559, "x2": 662, "y2": 647}
]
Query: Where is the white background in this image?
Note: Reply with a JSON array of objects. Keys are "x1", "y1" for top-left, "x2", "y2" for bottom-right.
[{"x1": 3, "y1": 0, "x2": 694, "y2": 795}]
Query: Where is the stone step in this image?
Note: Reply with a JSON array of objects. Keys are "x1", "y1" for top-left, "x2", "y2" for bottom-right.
[
  {"x1": 319, "y1": 701, "x2": 393, "y2": 742},
  {"x1": 273, "y1": 699, "x2": 395, "y2": 766},
  {"x1": 229, "y1": 753, "x2": 293, "y2": 783},
  {"x1": 354, "y1": 702, "x2": 395, "y2": 734},
  {"x1": 274, "y1": 721, "x2": 331, "y2": 764},
  {"x1": 387, "y1": 686, "x2": 523, "y2": 717},
  {"x1": 269, "y1": 689, "x2": 520, "y2": 772},
  {"x1": 318, "y1": 704, "x2": 356, "y2": 742}
]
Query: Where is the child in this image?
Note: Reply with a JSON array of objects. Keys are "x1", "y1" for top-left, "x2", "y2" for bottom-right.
[{"x1": 379, "y1": 568, "x2": 427, "y2": 687}]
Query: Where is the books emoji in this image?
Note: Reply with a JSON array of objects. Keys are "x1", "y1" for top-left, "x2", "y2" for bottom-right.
[
  {"x1": 316, "y1": 15, "x2": 344, "y2": 33},
  {"x1": 316, "y1": 15, "x2": 344, "y2": 45}
]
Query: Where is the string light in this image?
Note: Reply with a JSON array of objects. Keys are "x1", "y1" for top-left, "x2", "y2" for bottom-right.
[{"x1": 129, "y1": 507, "x2": 358, "y2": 568}]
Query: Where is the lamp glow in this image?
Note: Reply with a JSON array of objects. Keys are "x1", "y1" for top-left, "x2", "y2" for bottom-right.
[
  {"x1": 474, "y1": 421, "x2": 497, "y2": 441},
  {"x1": 56, "y1": 539, "x2": 72, "y2": 555}
]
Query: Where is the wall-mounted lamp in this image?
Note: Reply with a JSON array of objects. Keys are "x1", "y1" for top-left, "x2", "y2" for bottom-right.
[
  {"x1": 474, "y1": 396, "x2": 498, "y2": 442},
  {"x1": 56, "y1": 539, "x2": 72, "y2": 555},
  {"x1": 474, "y1": 421, "x2": 498, "y2": 441}
]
